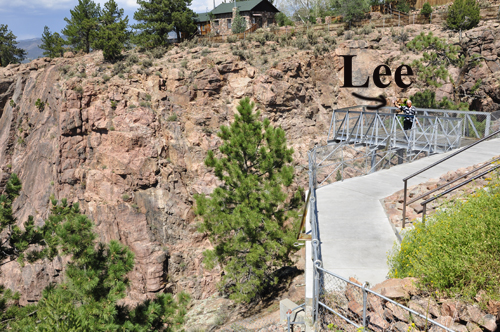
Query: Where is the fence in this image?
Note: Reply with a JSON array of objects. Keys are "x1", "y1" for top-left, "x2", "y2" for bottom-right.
[
  {"x1": 307, "y1": 141, "x2": 456, "y2": 331},
  {"x1": 316, "y1": 266, "x2": 454, "y2": 331}
]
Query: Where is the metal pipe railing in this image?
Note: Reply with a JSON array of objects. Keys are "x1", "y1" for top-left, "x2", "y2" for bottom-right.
[
  {"x1": 420, "y1": 163, "x2": 500, "y2": 222},
  {"x1": 402, "y1": 128, "x2": 500, "y2": 228}
]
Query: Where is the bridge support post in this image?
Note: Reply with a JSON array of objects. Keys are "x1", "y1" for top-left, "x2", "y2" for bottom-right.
[
  {"x1": 397, "y1": 149, "x2": 404, "y2": 165},
  {"x1": 370, "y1": 149, "x2": 377, "y2": 173}
]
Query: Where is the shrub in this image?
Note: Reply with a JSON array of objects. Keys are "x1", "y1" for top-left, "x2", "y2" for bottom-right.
[
  {"x1": 337, "y1": 27, "x2": 345, "y2": 36},
  {"x1": 324, "y1": 35, "x2": 337, "y2": 45},
  {"x1": 293, "y1": 37, "x2": 309, "y2": 50},
  {"x1": 149, "y1": 46, "x2": 168, "y2": 59},
  {"x1": 113, "y1": 62, "x2": 126, "y2": 76},
  {"x1": 227, "y1": 35, "x2": 238, "y2": 43},
  {"x1": 232, "y1": 50, "x2": 246, "y2": 60},
  {"x1": 59, "y1": 65, "x2": 71, "y2": 74},
  {"x1": 9, "y1": 100, "x2": 16, "y2": 107},
  {"x1": 255, "y1": 34, "x2": 266, "y2": 46},
  {"x1": 446, "y1": 0, "x2": 480, "y2": 30},
  {"x1": 167, "y1": 114, "x2": 177, "y2": 121},
  {"x1": 74, "y1": 86, "x2": 84, "y2": 94},
  {"x1": 103, "y1": 74, "x2": 111, "y2": 82},
  {"x1": 421, "y1": 2, "x2": 432, "y2": 17},
  {"x1": 201, "y1": 48, "x2": 210, "y2": 57},
  {"x1": 181, "y1": 60, "x2": 188, "y2": 68},
  {"x1": 142, "y1": 58, "x2": 153, "y2": 68},
  {"x1": 306, "y1": 30, "x2": 318, "y2": 45},
  {"x1": 111, "y1": 100, "x2": 117, "y2": 109},
  {"x1": 314, "y1": 44, "x2": 330, "y2": 56},
  {"x1": 122, "y1": 194, "x2": 130, "y2": 201},
  {"x1": 388, "y1": 174, "x2": 500, "y2": 301},
  {"x1": 126, "y1": 54, "x2": 139, "y2": 66},
  {"x1": 344, "y1": 30, "x2": 354, "y2": 40},
  {"x1": 360, "y1": 23, "x2": 373, "y2": 35},
  {"x1": 396, "y1": 0, "x2": 410, "y2": 13}
]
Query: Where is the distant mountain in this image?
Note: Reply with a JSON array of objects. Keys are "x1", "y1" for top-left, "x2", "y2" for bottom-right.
[{"x1": 17, "y1": 38, "x2": 44, "y2": 63}]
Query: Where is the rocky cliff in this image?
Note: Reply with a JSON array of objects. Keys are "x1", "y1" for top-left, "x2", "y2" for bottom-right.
[{"x1": 0, "y1": 20, "x2": 499, "y2": 307}]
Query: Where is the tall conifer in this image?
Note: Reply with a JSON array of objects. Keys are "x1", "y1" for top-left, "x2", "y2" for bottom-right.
[
  {"x1": 132, "y1": 0, "x2": 197, "y2": 47},
  {"x1": 195, "y1": 97, "x2": 302, "y2": 303},
  {"x1": 62, "y1": 0, "x2": 101, "y2": 53},
  {"x1": 93, "y1": 0, "x2": 129, "y2": 61},
  {"x1": 0, "y1": 25, "x2": 26, "y2": 66},
  {"x1": 40, "y1": 26, "x2": 65, "y2": 58}
]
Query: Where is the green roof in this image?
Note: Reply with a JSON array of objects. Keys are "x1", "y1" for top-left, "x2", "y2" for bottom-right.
[
  {"x1": 196, "y1": 0, "x2": 279, "y2": 23},
  {"x1": 212, "y1": 0, "x2": 261, "y2": 15},
  {"x1": 195, "y1": 12, "x2": 210, "y2": 23}
]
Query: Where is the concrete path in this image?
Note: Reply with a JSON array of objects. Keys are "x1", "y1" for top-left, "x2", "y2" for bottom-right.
[{"x1": 314, "y1": 137, "x2": 500, "y2": 286}]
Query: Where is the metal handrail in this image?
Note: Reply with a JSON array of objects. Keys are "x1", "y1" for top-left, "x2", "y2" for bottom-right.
[
  {"x1": 296, "y1": 191, "x2": 311, "y2": 241},
  {"x1": 402, "y1": 128, "x2": 500, "y2": 227},
  {"x1": 420, "y1": 163, "x2": 500, "y2": 221}
]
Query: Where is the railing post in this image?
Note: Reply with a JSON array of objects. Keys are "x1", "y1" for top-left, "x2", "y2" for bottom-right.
[
  {"x1": 362, "y1": 282, "x2": 368, "y2": 328},
  {"x1": 346, "y1": 111, "x2": 350, "y2": 142},
  {"x1": 422, "y1": 203, "x2": 427, "y2": 223},
  {"x1": 485, "y1": 113, "x2": 491, "y2": 137},
  {"x1": 402, "y1": 179, "x2": 408, "y2": 228}
]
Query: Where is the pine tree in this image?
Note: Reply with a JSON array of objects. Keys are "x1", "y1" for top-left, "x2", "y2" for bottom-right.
[
  {"x1": 133, "y1": 0, "x2": 197, "y2": 47},
  {"x1": 62, "y1": 0, "x2": 101, "y2": 54},
  {"x1": 446, "y1": 0, "x2": 480, "y2": 31},
  {"x1": 39, "y1": 26, "x2": 65, "y2": 58},
  {"x1": 407, "y1": 32, "x2": 479, "y2": 108},
  {"x1": 0, "y1": 25, "x2": 26, "y2": 67},
  {"x1": 330, "y1": 0, "x2": 370, "y2": 27},
  {"x1": 93, "y1": 0, "x2": 129, "y2": 61},
  {"x1": 0, "y1": 176, "x2": 190, "y2": 331},
  {"x1": 195, "y1": 97, "x2": 302, "y2": 303},
  {"x1": 231, "y1": 9, "x2": 247, "y2": 34}
]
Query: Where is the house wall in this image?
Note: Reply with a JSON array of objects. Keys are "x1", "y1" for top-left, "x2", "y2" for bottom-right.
[{"x1": 211, "y1": 10, "x2": 276, "y2": 35}]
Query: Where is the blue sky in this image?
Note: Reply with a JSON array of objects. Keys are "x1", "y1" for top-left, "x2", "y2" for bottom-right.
[{"x1": 0, "y1": 0, "x2": 225, "y2": 40}]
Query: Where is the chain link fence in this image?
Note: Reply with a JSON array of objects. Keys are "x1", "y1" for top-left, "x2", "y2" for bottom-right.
[{"x1": 316, "y1": 266, "x2": 455, "y2": 332}]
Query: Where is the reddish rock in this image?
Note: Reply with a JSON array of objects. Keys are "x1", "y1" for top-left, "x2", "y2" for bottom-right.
[{"x1": 371, "y1": 278, "x2": 417, "y2": 299}]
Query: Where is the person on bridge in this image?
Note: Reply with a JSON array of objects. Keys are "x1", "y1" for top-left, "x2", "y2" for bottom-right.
[{"x1": 394, "y1": 99, "x2": 416, "y2": 131}]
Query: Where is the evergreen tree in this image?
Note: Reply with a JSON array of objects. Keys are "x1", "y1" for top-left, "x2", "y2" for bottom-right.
[
  {"x1": 330, "y1": 0, "x2": 370, "y2": 27},
  {"x1": 0, "y1": 175, "x2": 190, "y2": 331},
  {"x1": 231, "y1": 9, "x2": 247, "y2": 34},
  {"x1": 39, "y1": 26, "x2": 65, "y2": 58},
  {"x1": 0, "y1": 25, "x2": 26, "y2": 67},
  {"x1": 62, "y1": 0, "x2": 101, "y2": 53},
  {"x1": 446, "y1": 0, "x2": 480, "y2": 31},
  {"x1": 93, "y1": 0, "x2": 129, "y2": 61},
  {"x1": 275, "y1": 12, "x2": 294, "y2": 27},
  {"x1": 407, "y1": 32, "x2": 480, "y2": 108},
  {"x1": 195, "y1": 97, "x2": 302, "y2": 303},
  {"x1": 133, "y1": 0, "x2": 197, "y2": 47},
  {"x1": 420, "y1": 2, "x2": 432, "y2": 17}
]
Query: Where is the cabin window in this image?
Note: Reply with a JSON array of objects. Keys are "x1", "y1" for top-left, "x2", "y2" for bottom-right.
[
  {"x1": 213, "y1": 20, "x2": 219, "y2": 27},
  {"x1": 227, "y1": 19, "x2": 231, "y2": 29},
  {"x1": 267, "y1": 18, "x2": 273, "y2": 26}
]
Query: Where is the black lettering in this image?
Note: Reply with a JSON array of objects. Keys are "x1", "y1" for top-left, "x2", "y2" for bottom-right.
[
  {"x1": 341, "y1": 55, "x2": 369, "y2": 88},
  {"x1": 395, "y1": 65, "x2": 413, "y2": 88},
  {"x1": 373, "y1": 65, "x2": 392, "y2": 88}
]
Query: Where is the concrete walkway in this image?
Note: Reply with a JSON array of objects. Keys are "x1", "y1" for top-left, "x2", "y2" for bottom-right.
[{"x1": 314, "y1": 137, "x2": 500, "y2": 286}]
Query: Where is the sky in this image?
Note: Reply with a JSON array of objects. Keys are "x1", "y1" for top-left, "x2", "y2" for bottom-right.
[{"x1": 0, "y1": 0, "x2": 226, "y2": 40}]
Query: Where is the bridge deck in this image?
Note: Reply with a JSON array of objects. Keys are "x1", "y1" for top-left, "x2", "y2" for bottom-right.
[{"x1": 310, "y1": 138, "x2": 500, "y2": 285}]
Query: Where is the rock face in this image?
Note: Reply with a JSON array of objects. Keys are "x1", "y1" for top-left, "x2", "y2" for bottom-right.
[{"x1": 0, "y1": 20, "x2": 500, "y2": 306}]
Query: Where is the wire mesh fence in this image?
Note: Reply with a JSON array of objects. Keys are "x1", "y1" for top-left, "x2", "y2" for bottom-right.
[{"x1": 316, "y1": 266, "x2": 455, "y2": 332}]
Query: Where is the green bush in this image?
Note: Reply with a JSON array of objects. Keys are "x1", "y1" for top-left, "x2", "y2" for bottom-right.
[
  {"x1": 421, "y1": 2, "x2": 432, "y2": 17},
  {"x1": 293, "y1": 37, "x2": 309, "y2": 50},
  {"x1": 388, "y1": 174, "x2": 500, "y2": 301},
  {"x1": 275, "y1": 12, "x2": 294, "y2": 27},
  {"x1": 227, "y1": 35, "x2": 238, "y2": 43},
  {"x1": 142, "y1": 58, "x2": 153, "y2": 68},
  {"x1": 396, "y1": 0, "x2": 411, "y2": 13},
  {"x1": 35, "y1": 98, "x2": 45, "y2": 111},
  {"x1": 446, "y1": 0, "x2": 480, "y2": 30}
]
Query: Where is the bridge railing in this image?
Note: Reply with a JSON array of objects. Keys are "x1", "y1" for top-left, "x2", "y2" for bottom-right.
[{"x1": 328, "y1": 106, "x2": 490, "y2": 144}]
